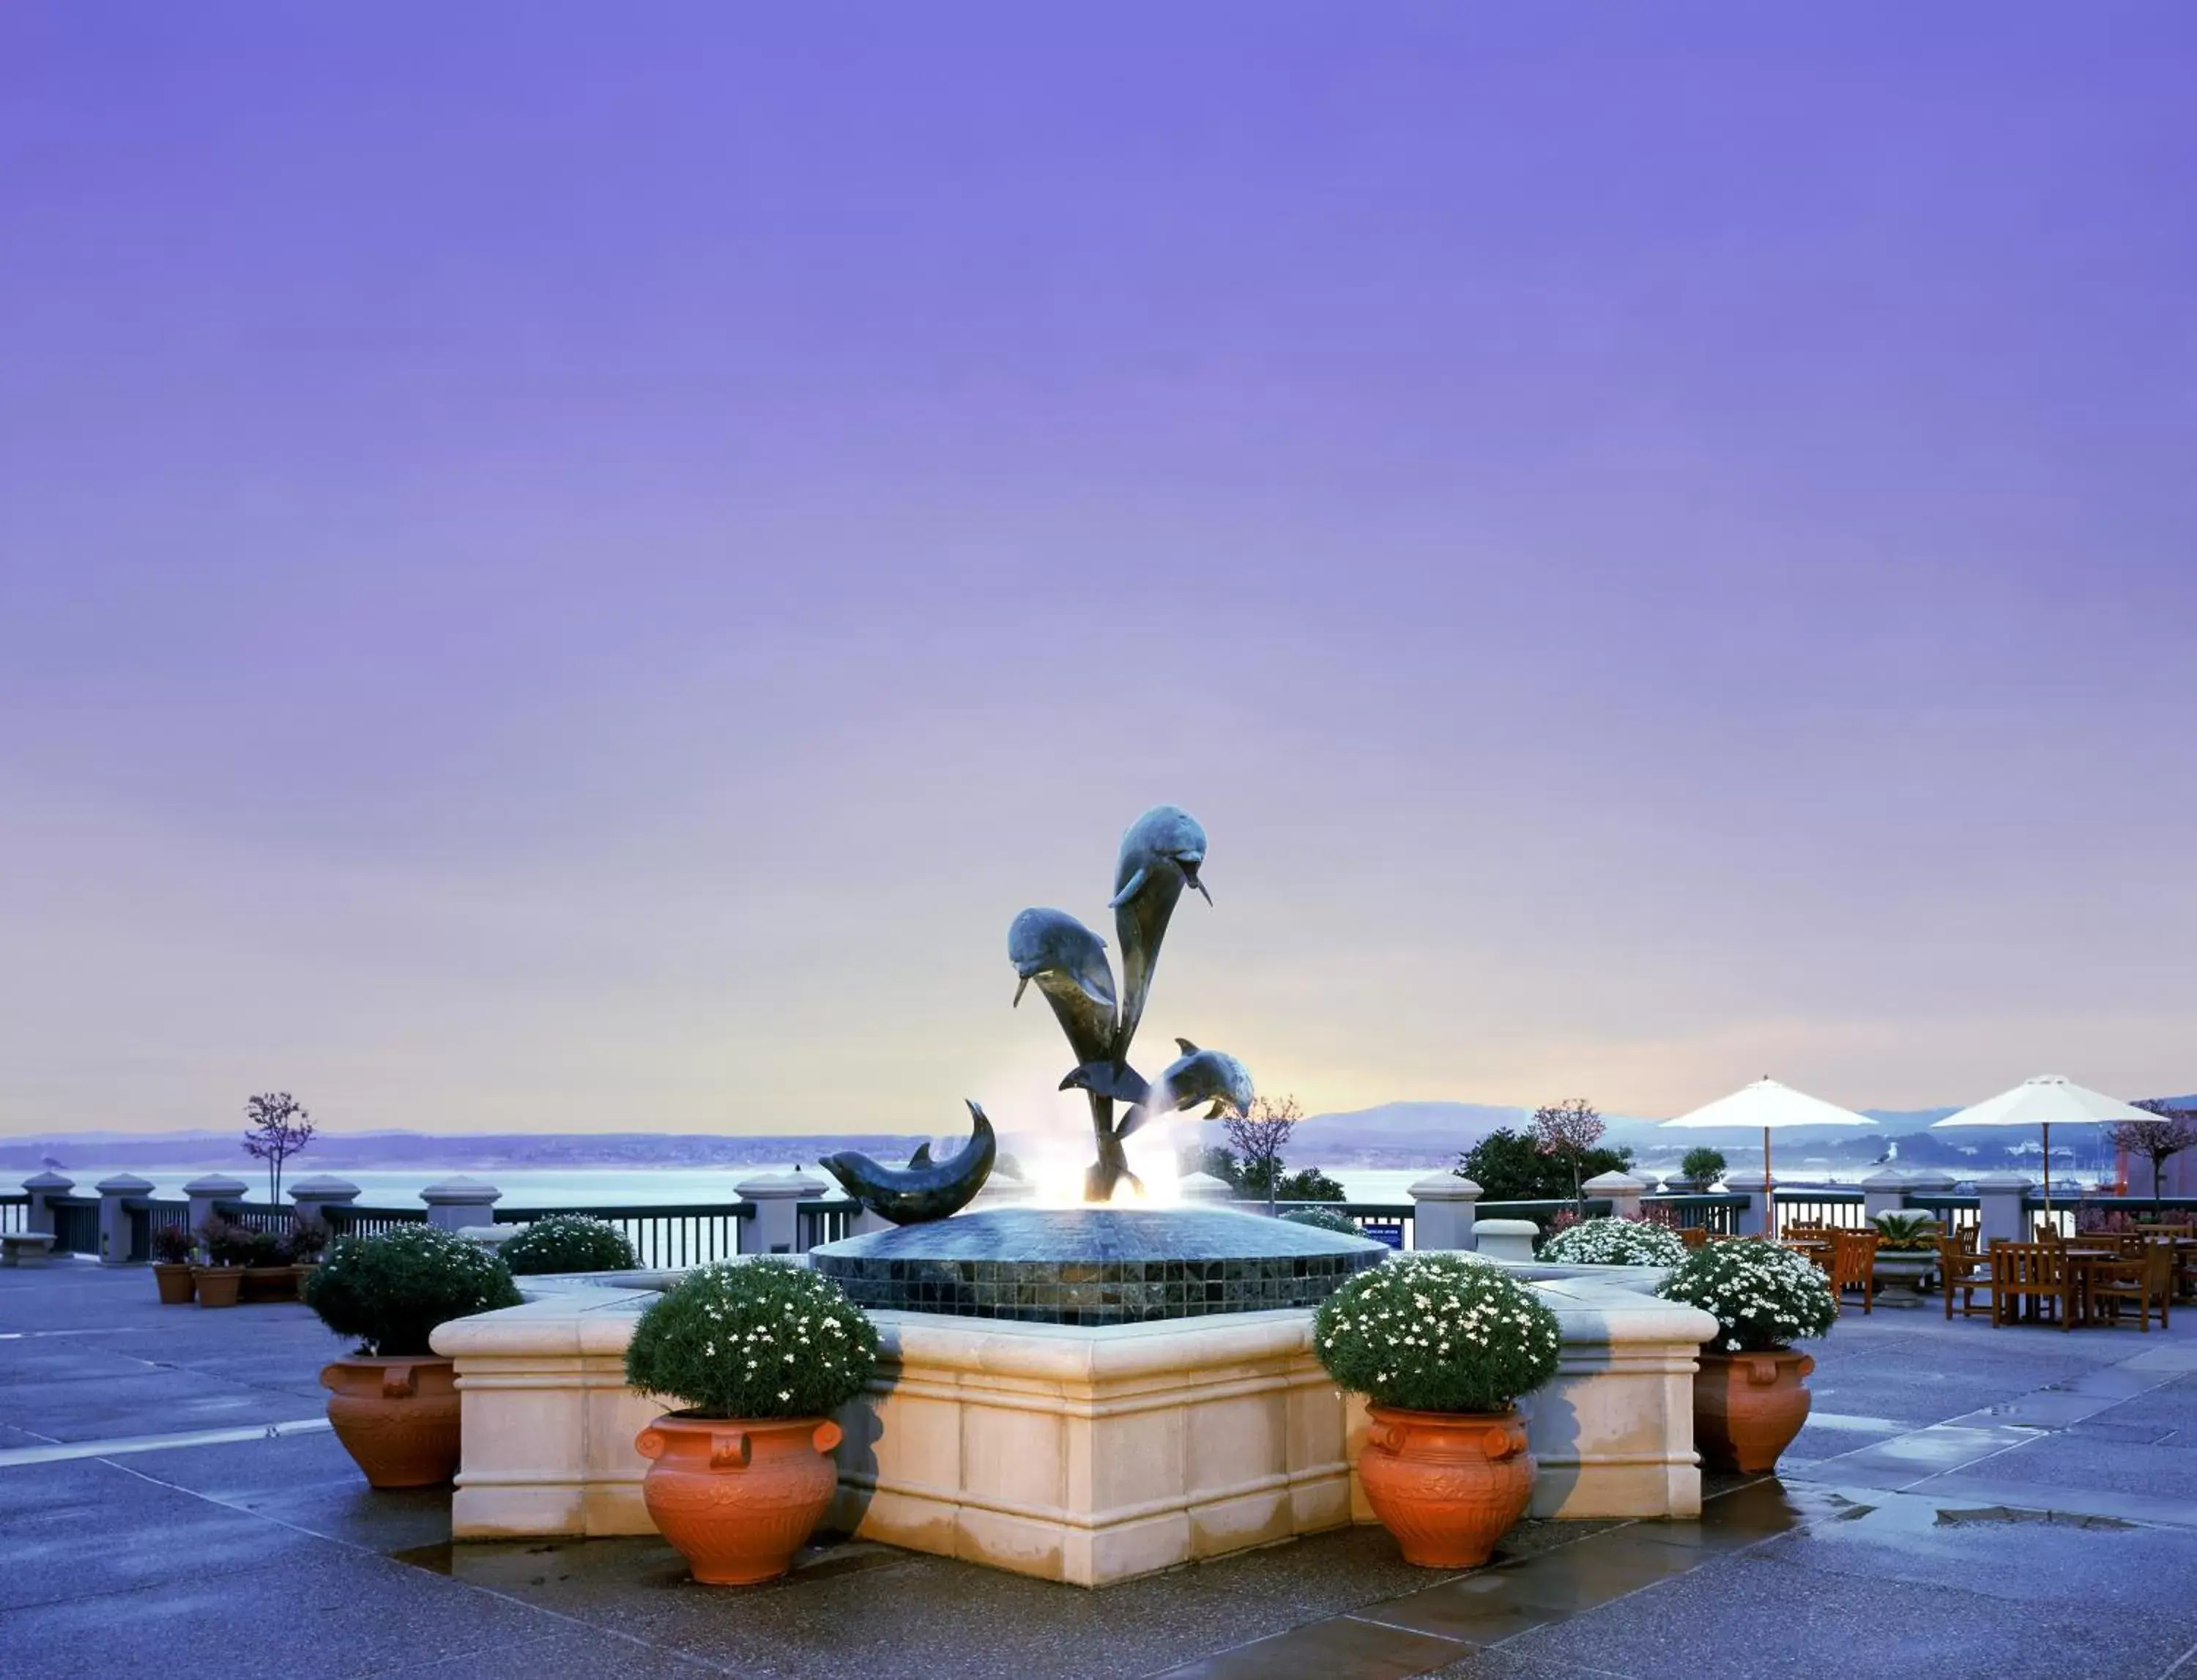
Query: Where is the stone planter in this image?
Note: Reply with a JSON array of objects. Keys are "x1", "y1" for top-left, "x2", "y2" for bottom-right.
[
  {"x1": 321, "y1": 1357, "x2": 462, "y2": 1488},
  {"x1": 1692, "y1": 1348, "x2": 1813, "y2": 1473},
  {"x1": 193, "y1": 1265, "x2": 243, "y2": 1308},
  {"x1": 242, "y1": 1264, "x2": 297, "y2": 1303},
  {"x1": 1872, "y1": 1250, "x2": 1936, "y2": 1307},
  {"x1": 636, "y1": 1414, "x2": 845, "y2": 1585},
  {"x1": 153, "y1": 1263, "x2": 196, "y2": 1306},
  {"x1": 1356, "y1": 1405, "x2": 1535, "y2": 1568}
]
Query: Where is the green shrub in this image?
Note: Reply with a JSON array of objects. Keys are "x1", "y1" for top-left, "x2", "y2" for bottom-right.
[
  {"x1": 152, "y1": 1224, "x2": 196, "y2": 1265},
  {"x1": 625, "y1": 1260, "x2": 879, "y2": 1420},
  {"x1": 198, "y1": 1216, "x2": 273, "y2": 1266},
  {"x1": 500, "y1": 1214, "x2": 638, "y2": 1275},
  {"x1": 1280, "y1": 1208, "x2": 1363, "y2": 1236},
  {"x1": 303, "y1": 1226, "x2": 521, "y2": 1357},
  {"x1": 1679, "y1": 1147, "x2": 1728, "y2": 1184},
  {"x1": 1314, "y1": 1252, "x2": 1561, "y2": 1414},
  {"x1": 1868, "y1": 1211, "x2": 1941, "y2": 1252},
  {"x1": 1656, "y1": 1238, "x2": 1836, "y2": 1353},
  {"x1": 1539, "y1": 1216, "x2": 1689, "y2": 1267}
]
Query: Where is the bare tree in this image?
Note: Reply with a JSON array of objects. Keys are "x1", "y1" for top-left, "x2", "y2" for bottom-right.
[
  {"x1": 242, "y1": 1092, "x2": 315, "y2": 1207},
  {"x1": 1224, "y1": 1094, "x2": 1304, "y2": 1214},
  {"x1": 2114, "y1": 1100, "x2": 2197, "y2": 1216},
  {"x1": 1531, "y1": 1097, "x2": 1605, "y2": 1216}
]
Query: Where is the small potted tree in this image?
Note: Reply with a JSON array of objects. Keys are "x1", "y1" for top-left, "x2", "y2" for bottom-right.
[
  {"x1": 625, "y1": 1260, "x2": 880, "y2": 1584},
  {"x1": 501, "y1": 1213, "x2": 639, "y2": 1276},
  {"x1": 239, "y1": 1224, "x2": 296, "y2": 1303},
  {"x1": 193, "y1": 1216, "x2": 249, "y2": 1308},
  {"x1": 1315, "y1": 1252, "x2": 1562, "y2": 1567},
  {"x1": 1538, "y1": 1216, "x2": 1689, "y2": 1269},
  {"x1": 1868, "y1": 1212, "x2": 1941, "y2": 1304},
  {"x1": 151, "y1": 1224, "x2": 196, "y2": 1304},
  {"x1": 1657, "y1": 1239, "x2": 1837, "y2": 1473},
  {"x1": 303, "y1": 1225, "x2": 521, "y2": 1488},
  {"x1": 283, "y1": 1216, "x2": 330, "y2": 1293}
]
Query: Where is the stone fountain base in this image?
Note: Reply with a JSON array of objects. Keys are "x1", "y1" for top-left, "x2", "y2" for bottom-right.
[{"x1": 433, "y1": 1267, "x2": 1716, "y2": 1587}]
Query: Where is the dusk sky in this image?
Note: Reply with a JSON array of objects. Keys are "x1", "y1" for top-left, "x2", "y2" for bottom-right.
[{"x1": 3, "y1": 6, "x2": 2192, "y2": 1142}]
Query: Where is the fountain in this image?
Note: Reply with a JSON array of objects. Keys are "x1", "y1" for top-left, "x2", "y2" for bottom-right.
[{"x1": 807, "y1": 804, "x2": 1386, "y2": 1324}]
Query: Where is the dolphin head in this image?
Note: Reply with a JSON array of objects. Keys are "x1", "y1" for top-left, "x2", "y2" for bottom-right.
[
  {"x1": 1008, "y1": 907, "x2": 1115, "y2": 1008},
  {"x1": 1113, "y1": 806, "x2": 1211, "y2": 907}
]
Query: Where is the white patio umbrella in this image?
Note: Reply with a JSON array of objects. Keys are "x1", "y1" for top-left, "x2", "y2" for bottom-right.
[
  {"x1": 1661, "y1": 1077, "x2": 1881, "y2": 1238},
  {"x1": 1929, "y1": 1074, "x2": 2156, "y2": 1217}
]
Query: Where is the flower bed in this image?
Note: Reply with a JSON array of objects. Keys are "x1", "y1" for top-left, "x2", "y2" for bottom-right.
[{"x1": 1539, "y1": 1216, "x2": 1688, "y2": 1268}]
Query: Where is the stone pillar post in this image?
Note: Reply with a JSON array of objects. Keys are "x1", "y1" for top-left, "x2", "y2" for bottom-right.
[
  {"x1": 1972, "y1": 1172, "x2": 2035, "y2": 1246},
  {"x1": 94, "y1": 1173, "x2": 153, "y2": 1265},
  {"x1": 735, "y1": 1168, "x2": 831, "y2": 1255},
  {"x1": 1410, "y1": 1174, "x2": 1482, "y2": 1250},
  {"x1": 1902, "y1": 1168, "x2": 1958, "y2": 1197},
  {"x1": 421, "y1": 1177, "x2": 502, "y2": 1232},
  {"x1": 288, "y1": 1175, "x2": 360, "y2": 1230},
  {"x1": 21, "y1": 1171, "x2": 73, "y2": 1235},
  {"x1": 1582, "y1": 1170, "x2": 1646, "y2": 1222},
  {"x1": 182, "y1": 1174, "x2": 250, "y2": 1238},
  {"x1": 1859, "y1": 1167, "x2": 1909, "y2": 1222},
  {"x1": 1725, "y1": 1171, "x2": 1774, "y2": 1238}
]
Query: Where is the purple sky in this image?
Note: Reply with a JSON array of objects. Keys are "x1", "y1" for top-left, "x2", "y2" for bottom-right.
[{"x1": 3, "y1": 6, "x2": 2193, "y2": 1140}]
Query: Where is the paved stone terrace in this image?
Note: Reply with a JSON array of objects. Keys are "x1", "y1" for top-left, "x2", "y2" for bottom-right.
[{"x1": 4, "y1": 1263, "x2": 2196, "y2": 1679}]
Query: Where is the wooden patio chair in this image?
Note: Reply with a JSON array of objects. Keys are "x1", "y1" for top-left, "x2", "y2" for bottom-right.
[
  {"x1": 1993, "y1": 1242, "x2": 2078, "y2": 1330},
  {"x1": 2087, "y1": 1241, "x2": 2174, "y2": 1332},
  {"x1": 1830, "y1": 1229, "x2": 1878, "y2": 1315},
  {"x1": 1941, "y1": 1234, "x2": 1998, "y2": 1320}
]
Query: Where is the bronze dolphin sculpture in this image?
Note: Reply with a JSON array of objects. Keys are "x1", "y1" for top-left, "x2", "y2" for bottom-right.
[
  {"x1": 818, "y1": 1100, "x2": 997, "y2": 1226},
  {"x1": 1115, "y1": 1038, "x2": 1255, "y2": 1139},
  {"x1": 1007, "y1": 907, "x2": 1118, "y2": 1069},
  {"x1": 1107, "y1": 805, "x2": 1208, "y2": 1066}
]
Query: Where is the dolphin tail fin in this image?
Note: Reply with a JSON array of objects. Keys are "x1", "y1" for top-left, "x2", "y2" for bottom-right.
[
  {"x1": 1013, "y1": 975, "x2": 1029, "y2": 1007},
  {"x1": 1107, "y1": 866, "x2": 1149, "y2": 910},
  {"x1": 1175, "y1": 1036, "x2": 1199, "y2": 1055},
  {"x1": 1205, "y1": 1099, "x2": 1227, "y2": 1118},
  {"x1": 909, "y1": 1142, "x2": 932, "y2": 1168},
  {"x1": 1065, "y1": 1060, "x2": 1150, "y2": 1107}
]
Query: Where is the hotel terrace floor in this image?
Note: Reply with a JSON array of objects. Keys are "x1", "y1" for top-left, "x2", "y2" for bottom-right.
[{"x1": 4, "y1": 1263, "x2": 2196, "y2": 1680}]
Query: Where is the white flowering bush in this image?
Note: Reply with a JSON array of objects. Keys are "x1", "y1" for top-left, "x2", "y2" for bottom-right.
[
  {"x1": 1656, "y1": 1238, "x2": 1836, "y2": 1353},
  {"x1": 625, "y1": 1260, "x2": 879, "y2": 1420},
  {"x1": 1314, "y1": 1252, "x2": 1561, "y2": 1413},
  {"x1": 1538, "y1": 1217, "x2": 1689, "y2": 1268},
  {"x1": 501, "y1": 1213, "x2": 638, "y2": 1275}
]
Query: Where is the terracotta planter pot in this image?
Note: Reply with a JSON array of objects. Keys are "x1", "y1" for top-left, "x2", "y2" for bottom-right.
[
  {"x1": 636, "y1": 1413, "x2": 845, "y2": 1584},
  {"x1": 153, "y1": 1263, "x2": 196, "y2": 1306},
  {"x1": 193, "y1": 1265, "x2": 243, "y2": 1307},
  {"x1": 1693, "y1": 1348, "x2": 1815, "y2": 1473},
  {"x1": 1356, "y1": 1405, "x2": 1535, "y2": 1569},
  {"x1": 242, "y1": 1265, "x2": 296, "y2": 1303},
  {"x1": 321, "y1": 1357, "x2": 462, "y2": 1489}
]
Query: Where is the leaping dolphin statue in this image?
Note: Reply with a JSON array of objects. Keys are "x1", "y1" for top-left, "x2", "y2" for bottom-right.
[
  {"x1": 1115, "y1": 1038, "x2": 1254, "y2": 1139},
  {"x1": 1107, "y1": 805, "x2": 1209, "y2": 1066},
  {"x1": 1007, "y1": 907, "x2": 1118, "y2": 1070},
  {"x1": 818, "y1": 1100, "x2": 998, "y2": 1226}
]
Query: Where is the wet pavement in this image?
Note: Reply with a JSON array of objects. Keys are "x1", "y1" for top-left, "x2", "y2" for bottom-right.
[{"x1": 4, "y1": 1262, "x2": 2195, "y2": 1678}]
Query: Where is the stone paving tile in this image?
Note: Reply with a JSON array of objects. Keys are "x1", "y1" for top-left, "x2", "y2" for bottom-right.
[
  {"x1": 1503, "y1": 1552, "x2": 2197, "y2": 1680},
  {"x1": 1931, "y1": 1429, "x2": 2197, "y2": 1502},
  {"x1": 1422, "y1": 1654, "x2": 1608, "y2": 1680},
  {"x1": 387, "y1": 1625, "x2": 746, "y2": 1679},
  {"x1": 1148, "y1": 1613, "x2": 1468, "y2": 1680},
  {"x1": 0, "y1": 1366, "x2": 324, "y2": 1441},
  {"x1": 0, "y1": 1542, "x2": 562, "y2": 1680}
]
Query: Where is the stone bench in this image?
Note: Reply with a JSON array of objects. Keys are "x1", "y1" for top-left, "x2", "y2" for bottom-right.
[{"x1": 1, "y1": 1231, "x2": 59, "y2": 1267}]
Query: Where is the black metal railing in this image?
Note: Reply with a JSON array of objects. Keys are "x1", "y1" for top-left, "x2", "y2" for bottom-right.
[
  {"x1": 324, "y1": 1205, "x2": 432, "y2": 1238},
  {"x1": 492, "y1": 1202, "x2": 757, "y2": 1268},
  {"x1": 1642, "y1": 1192, "x2": 1750, "y2": 1235},
  {"x1": 1772, "y1": 1188, "x2": 1867, "y2": 1230},
  {"x1": 125, "y1": 1200, "x2": 193, "y2": 1263},
  {"x1": 48, "y1": 1196, "x2": 100, "y2": 1256},
  {"x1": 0, "y1": 1194, "x2": 26, "y2": 1236},
  {"x1": 1905, "y1": 1194, "x2": 1980, "y2": 1237},
  {"x1": 1474, "y1": 1197, "x2": 1616, "y2": 1231},
  {"x1": 797, "y1": 1199, "x2": 861, "y2": 1252}
]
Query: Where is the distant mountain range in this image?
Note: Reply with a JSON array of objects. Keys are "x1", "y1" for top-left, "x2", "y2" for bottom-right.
[{"x1": 4, "y1": 1093, "x2": 2187, "y2": 1178}]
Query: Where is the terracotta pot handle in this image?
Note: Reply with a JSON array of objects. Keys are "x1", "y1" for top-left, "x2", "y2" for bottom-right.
[
  {"x1": 1795, "y1": 1354, "x2": 1815, "y2": 1379},
  {"x1": 634, "y1": 1428, "x2": 667, "y2": 1461},
  {"x1": 710, "y1": 1430, "x2": 751, "y2": 1470},
  {"x1": 1743, "y1": 1356, "x2": 1781, "y2": 1387},
  {"x1": 812, "y1": 1420, "x2": 844, "y2": 1454},
  {"x1": 381, "y1": 1364, "x2": 417, "y2": 1400},
  {"x1": 1487, "y1": 1423, "x2": 1528, "y2": 1460},
  {"x1": 1368, "y1": 1420, "x2": 1402, "y2": 1454}
]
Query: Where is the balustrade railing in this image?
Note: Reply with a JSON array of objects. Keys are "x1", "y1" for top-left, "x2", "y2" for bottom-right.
[
  {"x1": 48, "y1": 1196, "x2": 100, "y2": 1256},
  {"x1": 797, "y1": 1199, "x2": 860, "y2": 1252},
  {"x1": 1772, "y1": 1188, "x2": 1866, "y2": 1230},
  {"x1": 324, "y1": 1205, "x2": 432, "y2": 1237},
  {"x1": 0, "y1": 1194, "x2": 26, "y2": 1235},
  {"x1": 1474, "y1": 1197, "x2": 1615, "y2": 1231},
  {"x1": 1641, "y1": 1192, "x2": 1749, "y2": 1235},
  {"x1": 493, "y1": 1203, "x2": 757, "y2": 1269},
  {"x1": 1905, "y1": 1194, "x2": 1980, "y2": 1237}
]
